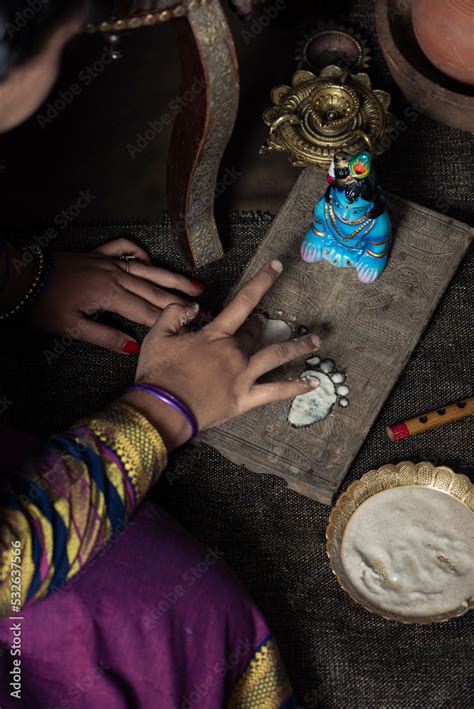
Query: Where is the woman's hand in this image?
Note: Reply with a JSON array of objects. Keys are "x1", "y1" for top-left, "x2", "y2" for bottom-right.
[
  {"x1": 121, "y1": 261, "x2": 320, "y2": 450},
  {"x1": 24, "y1": 238, "x2": 205, "y2": 353}
]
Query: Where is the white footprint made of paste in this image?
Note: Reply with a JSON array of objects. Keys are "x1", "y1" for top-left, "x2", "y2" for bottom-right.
[
  {"x1": 288, "y1": 356, "x2": 349, "y2": 427},
  {"x1": 257, "y1": 318, "x2": 293, "y2": 349}
]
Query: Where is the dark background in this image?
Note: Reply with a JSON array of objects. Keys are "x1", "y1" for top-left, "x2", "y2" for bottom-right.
[
  {"x1": 0, "y1": 0, "x2": 472, "y2": 228},
  {"x1": 0, "y1": 0, "x2": 473, "y2": 707}
]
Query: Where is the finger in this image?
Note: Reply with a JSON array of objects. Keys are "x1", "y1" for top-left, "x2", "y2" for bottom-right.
[
  {"x1": 210, "y1": 260, "x2": 283, "y2": 335},
  {"x1": 104, "y1": 286, "x2": 161, "y2": 328},
  {"x1": 73, "y1": 318, "x2": 141, "y2": 355},
  {"x1": 235, "y1": 314, "x2": 266, "y2": 355},
  {"x1": 248, "y1": 333, "x2": 320, "y2": 380},
  {"x1": 118, "y1": 272, "x2": 190, "y2": 309},
  {"x1": 119, "y1": 261, "x2": 205, "y2": 297},
  {"x1": 152, "y1": 302, "x2": 200, "y2": 338},
  {"x1": 95, "y1": 238, "x2": 151, "y2": 264},
  {"x1": 245, "y1": 375, "x2": 320, "y2": 410}
]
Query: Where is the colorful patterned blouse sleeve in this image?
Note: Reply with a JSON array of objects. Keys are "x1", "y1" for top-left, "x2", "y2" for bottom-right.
[
  {"x1": 227, "y1": 635, "x2": 297, "y2": 708},
  {"x1": 0, "y1": 402, "x2": 167, "y2": 617}
]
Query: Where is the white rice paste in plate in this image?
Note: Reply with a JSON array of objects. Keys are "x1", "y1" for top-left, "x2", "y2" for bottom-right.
[{"x1": 341, "y1": 486, "x2": 474, "y2": 617}]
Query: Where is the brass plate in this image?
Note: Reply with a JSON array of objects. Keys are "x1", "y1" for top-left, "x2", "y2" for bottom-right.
[{"x1": 326, "y1": 462, "x2": 473, "y2": 623}]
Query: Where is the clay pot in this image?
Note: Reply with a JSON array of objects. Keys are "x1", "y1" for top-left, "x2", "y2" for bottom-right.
[
  {"x1": 412, "y1": 0, "x2": 474, "y2": 85},
  {"x1": 376, "y1": 0, "x2": 474, "y2": 131}
]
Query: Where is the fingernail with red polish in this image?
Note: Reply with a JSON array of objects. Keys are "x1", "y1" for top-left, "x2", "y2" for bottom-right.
[
  {"x1": 191, "y1": 279, "x2": 206, "y2": 291},
  {"x1": 122, "y1": 340, "x2": 140, "y2": 355}
]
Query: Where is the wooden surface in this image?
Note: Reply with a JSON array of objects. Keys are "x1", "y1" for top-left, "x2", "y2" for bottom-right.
[{"x1": 199, "y1": 165, "x2": 473, "y2": 504}]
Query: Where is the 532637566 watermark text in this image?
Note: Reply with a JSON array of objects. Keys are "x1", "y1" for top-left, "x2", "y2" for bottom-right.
[{"x1": 8, "y1": 539, "x2": 24, "y2": 700}]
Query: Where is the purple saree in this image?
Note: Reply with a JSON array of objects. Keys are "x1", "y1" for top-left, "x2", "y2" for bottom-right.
[{"x1": 0, "y1": 423, "x2": 295, "y2": 708}]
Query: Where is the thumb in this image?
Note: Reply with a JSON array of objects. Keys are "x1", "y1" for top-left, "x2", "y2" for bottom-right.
[
  {"x1": 73, "y1": 318, "x2": 141, "y2": 355},
  {"x1": 152, "y1": 302, "x2": 200, "y2": 338}
]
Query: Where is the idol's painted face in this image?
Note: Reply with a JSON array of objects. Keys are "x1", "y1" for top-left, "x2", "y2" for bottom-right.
[{"x1": 332, "y1": 188, "x2": 373, "y2": 222}]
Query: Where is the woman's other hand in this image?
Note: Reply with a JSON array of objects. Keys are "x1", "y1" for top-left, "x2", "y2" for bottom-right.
[
  {"x1": 121, "y1": 261, "x2": 320, "y2": 450},
  {"x1": 24, "y1": 238, "x2": 205, "y2": 354}
]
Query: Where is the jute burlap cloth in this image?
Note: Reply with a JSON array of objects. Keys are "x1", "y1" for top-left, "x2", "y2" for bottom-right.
[{"x1": 2, "y1": 211, "x2": 472, "y2": 707}]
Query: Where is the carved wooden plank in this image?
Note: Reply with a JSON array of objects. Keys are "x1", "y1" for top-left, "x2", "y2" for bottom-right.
[
  {"x1": 198, "y1": 165, "x2": 473, "y2": 504},
  {"x1": 167, "y1": 0, "x2": 239, "y2": 266}
]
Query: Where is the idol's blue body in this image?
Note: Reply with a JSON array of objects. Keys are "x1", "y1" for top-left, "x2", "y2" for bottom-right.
[{"x1": 301, "y1": 152, "x2": 392, "y2": 284}]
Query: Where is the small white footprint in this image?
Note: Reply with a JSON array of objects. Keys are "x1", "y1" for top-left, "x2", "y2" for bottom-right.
[{"x1": 288, "y1": 357, "x2": 349, "y2": 427}]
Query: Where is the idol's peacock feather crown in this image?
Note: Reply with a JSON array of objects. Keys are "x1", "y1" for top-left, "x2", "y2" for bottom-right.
[{"x1": 327, "y1": 151, "x2": 386, "y2": 218}]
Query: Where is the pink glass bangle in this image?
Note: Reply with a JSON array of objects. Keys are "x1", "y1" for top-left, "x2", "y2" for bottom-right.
[{"x1": 126, "y1": 384, "x2": 198, "y2": 441}]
